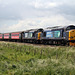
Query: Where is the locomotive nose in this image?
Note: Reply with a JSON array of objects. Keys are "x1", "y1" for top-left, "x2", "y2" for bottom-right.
[
  {"x1": 68, "y1": 30, "x2": 75, "y2": 46},
  {"x1": 36, "y1": 32, "x2": 42, "y2": 40},
  {"x1": 69, "y1": 30, "x2": 75, "y2": 41}
]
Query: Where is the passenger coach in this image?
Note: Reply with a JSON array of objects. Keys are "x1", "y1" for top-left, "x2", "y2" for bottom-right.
[{"x1": 11, "y1": 32, "x2": 22, "y2": 42}]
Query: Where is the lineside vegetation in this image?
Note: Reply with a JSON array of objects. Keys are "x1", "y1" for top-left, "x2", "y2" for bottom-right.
[{"x1": 0, "y1": 42, "x2": 75, "y2": 75}]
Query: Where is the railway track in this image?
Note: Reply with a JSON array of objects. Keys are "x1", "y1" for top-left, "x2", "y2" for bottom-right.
[{"x1": 0, "y1": 41, "x2": 68, "y2": 48}]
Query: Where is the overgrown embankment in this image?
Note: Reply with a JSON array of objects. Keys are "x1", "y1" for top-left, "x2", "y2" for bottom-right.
[{"x1": 0, "y1": 41, "x2": 75, "y2": 75}]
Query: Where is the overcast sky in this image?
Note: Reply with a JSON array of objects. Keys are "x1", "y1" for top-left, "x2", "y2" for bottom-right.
[{"x1": 0, "y1": 0, "x2": 75, "y2": 33}]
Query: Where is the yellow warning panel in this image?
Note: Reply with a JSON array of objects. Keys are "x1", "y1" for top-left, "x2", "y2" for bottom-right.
[
  {"x1": 69, "y1": 30, "x2": 75, "y2": 46},
  {"x1": 69, "y1": 30, "x2": 75, "y2": 40},
  {"x1": 38, "y1": 32, "x2": 41, "y2": 40}
]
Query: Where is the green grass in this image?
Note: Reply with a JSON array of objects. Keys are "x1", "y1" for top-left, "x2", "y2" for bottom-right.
[{"x1": 0, "y1": 42, "x2": 75, "y2": 75}]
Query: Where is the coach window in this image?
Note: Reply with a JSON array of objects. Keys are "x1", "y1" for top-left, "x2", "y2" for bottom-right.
[
  {"x1": 5, "y1": 35, "x2": 9, "y2": 36},
  {"x1": 0, "y1": 35, "x2": 2, "y2": 37},
  {"x1": 12, "y1": 34, "x2": 19, "y2": 36}
]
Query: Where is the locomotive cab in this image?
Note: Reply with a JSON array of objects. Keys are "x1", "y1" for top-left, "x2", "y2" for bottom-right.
[
  {"x1": 65, "y1": 25, "x2": 75, "y2": 46},
  {"x1": 35, "y1": 28, "x2": 43, "y2": 43},
  {"x1": 35, "y1": 29, "x2": 43, "y2": 40},
  {"x1": 65, "y1": 30, "x2": 75, "y2": 46}
]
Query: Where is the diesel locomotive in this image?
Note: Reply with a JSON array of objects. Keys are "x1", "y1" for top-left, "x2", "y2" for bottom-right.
[
  {"x1": 0, "y1": 25, "x2": 75, "y2": 46},
  {"x1": 41, "y1": 25, "x2": 75, "y2": 46}
]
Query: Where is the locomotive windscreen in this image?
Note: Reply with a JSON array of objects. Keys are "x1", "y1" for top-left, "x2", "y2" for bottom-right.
[{"x1": 66, "y1": 26, "x2": 75, "y2": 31}]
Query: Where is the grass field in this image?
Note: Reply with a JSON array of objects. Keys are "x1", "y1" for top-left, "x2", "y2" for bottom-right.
[{"x1": 0, "y1": 41, "x2": 75, "y2": 75}]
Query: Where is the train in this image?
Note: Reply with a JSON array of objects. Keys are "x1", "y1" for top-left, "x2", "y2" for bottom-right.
[{"x1": 0, "y1": 25, "x2": 75, "y2": 46}]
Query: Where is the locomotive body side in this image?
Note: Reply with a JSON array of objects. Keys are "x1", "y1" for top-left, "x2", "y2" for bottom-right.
[
  {"x1": 22, "y1": 30, "x2": 36, "y2": 43},
  {"x1": 41, "y1": 28, "x2": 64, "y2": 45}
]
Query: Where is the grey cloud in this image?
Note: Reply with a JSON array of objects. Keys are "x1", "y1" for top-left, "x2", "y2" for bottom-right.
[
  {"x1": 0, "y1": 0, "x2": 75, "y2": 33},
  {"x1": 58, "y1": 5, "x2": 75, "y2": 15},
  {"x1": 0, "y1": 0, "x2": 35, "y2": 20},
  {"x1": 54, "y1": 3, "x2": 75, "y2": 22},
  {"x1": 0, "y1": 0, "x2": 75, "y2": 21}
]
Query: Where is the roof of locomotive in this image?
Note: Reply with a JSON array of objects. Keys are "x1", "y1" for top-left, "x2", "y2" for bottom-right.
[
  {"x1": 23, "y1": 28, "x2": 43, "y2": 33},
  {"x1": 44, "y1": 25, "x2": 75, "y2": 31}
]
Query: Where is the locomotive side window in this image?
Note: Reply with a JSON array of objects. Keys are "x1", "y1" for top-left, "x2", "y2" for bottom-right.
[
  {"x1": 54, "y1": 31, "x2": 61, "y2": 38},
  {"x1": 28, "y1": 32, "x2": 33, "y2": 38},
  {"x1": 46, "y1": 31, "x2": 53, "y2": 38},
  {"x1": 25, "y1": 33, "x2": 28, "y2": 38}
]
